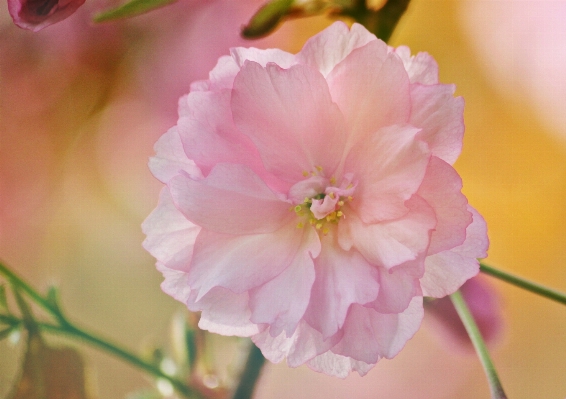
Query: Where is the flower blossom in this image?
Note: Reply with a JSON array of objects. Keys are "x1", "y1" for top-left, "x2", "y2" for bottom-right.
[
  {"x1": 142, "y1": 21, "x2": 489, "y2": 377},
  {"x1": 8, "y1": 0, "x2": 86, "y2": 31}
]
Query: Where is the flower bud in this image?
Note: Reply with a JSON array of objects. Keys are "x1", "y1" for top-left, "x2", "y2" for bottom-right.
[{"x1": 8, "y1": 0, "x2": 86, "y2": 32}]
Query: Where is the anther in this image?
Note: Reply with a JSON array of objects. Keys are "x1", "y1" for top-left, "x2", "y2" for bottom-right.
[
  {"x1": 330, "y1": 176, "x2": 336, "y2": 185},
  {"x1": 336, "y1": 211, "x2": 343, "y2": 217},
  {"x1": 302, "y1": 171, "x2": 309, "y2": 177},
  {"x1": 315, "y1": 223, "x2": 323, "y2": 230},
  {"x1": 296, "y1": 222, "x2": 304, "y2": 229},
  {"x1": 337, "y1": 200, "x2": 344, "y2": 206},
  {"x1": 294, "y1": 205, "x2": 302, "y2": 213},
  {"x1": 315, "y1": 165, "x2": 323, "y2": 172}
]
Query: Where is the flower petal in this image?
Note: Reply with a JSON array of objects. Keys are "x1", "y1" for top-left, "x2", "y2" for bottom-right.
[
  {"x1": 332, "y1": 296, "x2": 424, "y2": 363},
  {"x1": 410, "y1": 84, "x2": 465, "y2": 165},
  {"x1": 252, "y1": 320, "x2": 341, "y2": 367},
  {"x1": 345, "y1": 124, "x2": 430, "y2": 222},
  {"x1": 418, "y1": 156, "x2": 472, "y2": 255},
  {"x1": 187, "y1": 220, "x2": 305, "y2": 300},
  {"x1": 249, "y1": 227, "x2": 319, "y2": 337},
  {"x1": 232, "y1": 61, "x2": 347, "y2": 183},
  {"x1": 327, "y1": 42, "x2": 410, "y2": 148},
  {"x1": 369, "y1": 266, "x2": 422, "y2": 314},
  {"x1": 303, "y1": 232, "x2": 380, "y2": 339},
  {"x1": 142, "y1": 188, "x2": 201, "y2": 271},
  {"x1": 394, "y1": 46, "x2": 439, "y2": 84},
  {"x1": 296, "y1": 21, "x2": 377, "y2": 77},
  {"x1": 148, "y1": 127, "x2": 202, "y2": 184},
  {"x1": 168, "y1": 163, "x2": 291, "y2": 235},
  {"x1": 307, "y1": 351, "x2": 374, "y2": 378},
  {"x1": 189, "y1": 287, "x2": 262, "y2": 337},
  {"x1": 339, "y1": 195, "x2": 436, "y2": 270},
  {"x1": 420, "y1": 206, "x2": 488, "y2": 297}
]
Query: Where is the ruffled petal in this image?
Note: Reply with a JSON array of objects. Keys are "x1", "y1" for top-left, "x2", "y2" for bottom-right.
[
  {"x1": 339, "y1": 195, "x2": 436, "y2": 270},
  {"x1": 148, "y1": 127, "x2": 203, "y2": 184},
  {"x1": 186, "y1": 220, "x2": 305, "y2": 300},
  {"x1": 168, "y1": 163, "x2": 291, "y2": 235},
  {"x1": 249, "y1": 227, "x2": 319, "y2": 337},
  {"x1": 252, "y1": 320, "x2": 342, "y2": 367},
  {"x1": 307, "y1": 351, "x2": 374, "y2": 378},
  {"x1": 232, "y1": 61, "x2": 347, "y2": 183},
  {"x1": 331, "y1": 296, "x2": 424, "y2": 363},
  {"x1": 410, "y1": 84, "x2": 465, "y2": 165},
  {"x1": 157, "y1": 262, "x2": 192, "y2": 305},
  {"x1": 420, "y1": 206, "x2": 488, "y2": 297},
  {"x1": 296, "y1": 21, "x2": 377, "y2": 77},
  {"x1": 418, "y1": 156, "x2": 472, "y2": 255},
  {"x1": 303, "y1": 232, "x2": 380, "y2": 339},
  {"x1": 394, "y1": 46, "x2": 439, "y2": 84},
  {"x1": 369, "y1": 265, "x2": 422, "y2": 314},
  {"x1": 142, "y1": 188, "x2": 201, "y2": 271},
  {"x1": 188, "y1": 287, "x2": 262, "y2": 337},
  {"x1": 345, "y1": 124, "x2": 430, "y2": 222},
  {"x1": 327, "y1": 42, "x2": 410, "y2": 149}
]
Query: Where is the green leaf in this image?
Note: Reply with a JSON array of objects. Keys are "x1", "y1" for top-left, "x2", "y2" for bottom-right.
[
  {"x1": 0, "y1": 284, "x2": 7, "y2": 312},
  {"x1": 93, "y1": 0, "x2": 178, "y2": 23},
  {"x1": 241, "y1": 0, "x2": 294, "y2": 38}
]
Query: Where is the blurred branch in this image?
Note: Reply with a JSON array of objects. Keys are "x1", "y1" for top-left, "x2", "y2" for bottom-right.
[
  {"x1": 450, "y1": 290, "x2": 507, "y2": 399},
  {"x1": 0, "y1": 261, "x2": 200, "y2": 398},
  {"x1": 93, "y1": 0, "x2": 178, "y2": 23},
  {"x1": 480, "y1": 262, "x2": 566, "y2": 305},
  {"x1": 230, "y1": 343, "x2": 266, "y2": 399}
]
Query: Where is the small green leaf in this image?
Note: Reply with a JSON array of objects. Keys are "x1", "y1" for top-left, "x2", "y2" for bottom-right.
[
  {"x1": 241, "y1": 0, "x2": 294, "y2": 38},
  {"x1": 93, "y1": 0, "x2": 178, "y2": 23}
]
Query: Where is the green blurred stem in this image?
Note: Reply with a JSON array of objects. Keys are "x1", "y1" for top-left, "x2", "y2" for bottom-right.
[
  {"x1": 340, "y1": 0, "x2": 411, "y2": 43},
  {"x1": 231, "y1": 343, "x2": 266, "y2": 399},
  {"x1": 480, "y1": 262, "x2": 566, "y2": 305},
  {"x1": 0, "y1": 261, "x2": 198, "y2": 398},
  {"x1": 450, "y1": 290, "x2": 507, "y2": 399}
]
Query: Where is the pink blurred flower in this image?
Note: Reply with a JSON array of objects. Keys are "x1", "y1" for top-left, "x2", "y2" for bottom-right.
[
  {"x1": 7, "y1": 0, "x2": 86, "y2": 31},
  {"x1": 425, "y1": 275, "x2": 503, "y2": 351},
  {"x1": 143, "y1": 21, "x2": 489, "y2": 377}
]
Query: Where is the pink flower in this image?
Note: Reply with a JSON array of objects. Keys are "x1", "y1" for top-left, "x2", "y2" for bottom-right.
[
  {"x1": 142, "y1": 21, "x2": 489, "y2": 377},
  {"x1": 8, "y1": 0, "x2": 86, "y2": 31}
]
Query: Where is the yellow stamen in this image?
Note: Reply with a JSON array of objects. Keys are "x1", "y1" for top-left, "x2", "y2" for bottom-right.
[
  {"x1": 329, "y1": 192, "x2": 335, "y2": 199},
  {"x1": 337, "y1": 200, "x2": 345, "y2": 207},
  {"x1": 330, "y1": 176, "x2": 336, "y2": 185},
  {"x1": 294, "y1": 205, "x2": 302, "y2": 213},
  {"x1": 347, "y1": 196, "x2": 353, "y2": 202},
  {"x1": 302, "y1": 171, "x2": 309, "y2": 177},
  {"x1": 296, "y1": 222, "x2": 304, "y2": 229},
  {"x1": 315, "y1": 223, "x2": 323, "y2": 230},
  {"x1": 315, "y1": 165, "x2": 323, "y2": 172},
  {"x1": 322, "y1": 227, "x2": 330, "y2": 235},
  {"x1": 336, "y1": 211, "x2": 343, "y2": 217},
  {"x1": 346, "y1": 183, "x2": 353, "y2": 189}
]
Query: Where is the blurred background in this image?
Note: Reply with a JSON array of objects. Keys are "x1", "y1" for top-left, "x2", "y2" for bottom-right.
[{"x1": 1, "y1": 0, "x2": 565, "y2": 397}]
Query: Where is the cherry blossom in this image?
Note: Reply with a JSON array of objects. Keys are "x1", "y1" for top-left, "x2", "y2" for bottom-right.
[{"x1": 143, "y1": 21, "x2": 489, "y2": 377}]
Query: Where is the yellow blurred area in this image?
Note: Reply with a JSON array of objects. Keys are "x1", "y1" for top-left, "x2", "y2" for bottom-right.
[{"x1": 1, "y1": 0, "x2": 565, "y2": 398}]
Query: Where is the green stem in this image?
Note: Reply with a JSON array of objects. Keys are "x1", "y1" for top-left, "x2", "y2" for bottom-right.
[
  {"x1": 480, "y1": 262, "x2": 566, "y2": 305},
  {"x1": 231, "y1": 343, "x2": 266, "y2": 399},
  {"x1": 0, "y1": 261, "x2": 198, "y2": 398},
  {"x1": 450, "y1": 290, "x2": 507, "y2": 399}
]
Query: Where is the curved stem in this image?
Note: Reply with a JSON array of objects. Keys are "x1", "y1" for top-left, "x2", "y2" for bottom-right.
[
  {"x1": 0, "y1": 261, "x2": 199, "y2": 398},
  {"x1": 450, "y1": 290, "x2": 507, "y2": 399},
  {"x1": 231, "y1": 343, "x2": 266, "y2": 399},
  {"x1": 480, "y1": 262, "x2": 566, "y2": 305}
]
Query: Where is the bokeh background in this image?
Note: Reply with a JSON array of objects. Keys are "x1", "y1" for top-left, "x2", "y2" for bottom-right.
[{"x1": 1, "y1": 0, "x2": 565, "y2": 398}]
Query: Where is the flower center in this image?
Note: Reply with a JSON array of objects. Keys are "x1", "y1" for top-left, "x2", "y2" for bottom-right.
[{"x1": 289, "y1": 168, "x2": 356, "y2": 235}]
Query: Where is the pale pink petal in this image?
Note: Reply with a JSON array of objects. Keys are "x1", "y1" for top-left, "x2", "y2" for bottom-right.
[
  {"x1": 332, "y1": 296, "x2": 424, "y2": 363},
  {"x1": 142, "y1": 188, "x2": 200, "y2": 271},
  {"x1": 303, "y1": 232, "x2": 380, "y2": 339},
  {"x1": 307, "y1": 351, "x2": 374, "y2": 378},
  {"x1": 394, "y1": 46, "x2": 439, "y2": 84},
  {"x1": 345, "y1": 125, "x2": 430, "y2": 222},
  {"x1": 417, "y1": 156, "x2": 472, "y2": 255},
  {"x1": 410, "y1": 84, "x2": 465, "y2": 165},
  {"x1": 157, "y1": 262, "x2": 192, "y2": 305},
  {"x1": 339, "y1": 195, "x2": 436, "y2": 270},
  {"x1": 188, "y1": 287, "x2": 262, "y2": 337},
  {"x1": 168, "y1": 164, "x2": 291, "y2": 235},
  {"x1": 186, "y1": 221, "x2": 305, "y2": 300},
  {"x1": 296, "y1": 21, "x2": 377, "y2": 77},
  {"x1": 148, "y1": 127, "x2": 203, "y2": 184},
  {"x1": 190, "y1": 55, "x2": 240, "y2": 92},
  {"x1": 327, "y1": 42, "x2": 410, "y2": 148},
  {"x1": 249, "y1": 227, "x2": 320, "y2": 337},
  {"x1": 231, "y1": 47, "x2": 296, "y2": 69},
  {"x1": 253, "y1": 320, "x2": 342, "y2": 367},
  {"x1": 232, "y1": 61, "x2": 347, "y2": 183},
  {"x1": 420, "y1": 206, "x2": 488, "y2": 297},
  {"x1": 369, "y1": 266, "x2": 422, "y2": 314}
]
